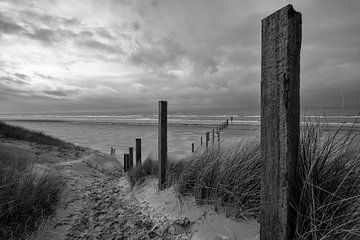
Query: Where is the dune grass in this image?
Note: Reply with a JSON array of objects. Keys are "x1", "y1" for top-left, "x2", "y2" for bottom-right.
[
  {"x1": 0, "y1": 152, "x2": 65, "y2": 239},
  {"x1": 0, "y1": 121, "x2": 84, "y2": 151},
  {"x1": 127, "y1": 122, "x2": 360, "y2": 239}
]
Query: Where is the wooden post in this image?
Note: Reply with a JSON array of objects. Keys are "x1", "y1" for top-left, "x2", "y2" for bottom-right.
[
  {"x1": 231, "y1": 116, "x2": 233, "y2": 122},
  {"x1": 129, "y1": 147, "x2": 133, "y2": 170},
  {"x1": 136, "y1": 138, "x2": 141, "y2": 166},
  {"x1": 158, "y1": 101, "x2": 167, "y2": 190},
  {"x1": 260, "y1": 5, "x2": 301, "y2": 240},
  {"x1": 217, "y1": 132, "x2": 220, "y2": 147},
  {"x1": 201, "y1": 137, "x2": 203, "y2": 146},
  {"x1": 123, "y1": 153, "x2": 127, "y2": 172},
  {"x1": 205, "y1": 132, "x2": 209, "y2": 150},
  {"x1": 192, "y1": 143, "x2": 194, "y2": 153},
  {"x1": 111, "y1": 147, "x2": 113, "y2": 156},
  {"x1": 212, "y1": 128, "x2": 215, "y2": 145}
]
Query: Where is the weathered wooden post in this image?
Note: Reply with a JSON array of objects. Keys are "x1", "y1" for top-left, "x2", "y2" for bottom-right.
[
  {"x1": 201, "y1": 137, "x2": 203, "y2": 146},
  {"x1": 212, "y1": 128, "x2": 215, "y2": 145},
  {"x1": 158, "y1": 101, "x2": 167, "y2": 190},
  {"x1": 192, "y1": 143, "x2": 194, "y2": 153},
  {"x1": 217, "y1": 132, "x2": 220, "y2": 148},
  {"x1": 231, "y1": 116, "x2": 233, "y2": 122},
  {"x1": 260, "y1": 4, "x2": 301, "y2": 240},
  {"x1": 123, "y1": 153, "x2": 127, "y2": 172},
  {"x1": 136, "y1": 138, "x2": 141, "y2": 166},
  {"x1": 205, "y1": 132, "x2": 209, "y2": 150},
  {"x1": 129, "y1": 147, "x2": 133, "y2": 170}
]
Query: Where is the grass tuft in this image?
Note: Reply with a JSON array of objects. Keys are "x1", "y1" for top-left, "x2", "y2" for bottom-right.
[
  {"x1": 0, "y1": 121, "x2": 84, "y2": 151},
  {"x1": 127, "y1": 121, "x2": 360, "y2": 238},
  {"x1": 0, "y1": 152, "x2": 65, "y2": 239}
]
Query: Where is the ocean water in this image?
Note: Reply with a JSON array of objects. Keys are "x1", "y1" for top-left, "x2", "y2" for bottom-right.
[{"x1": 1, "y1": 109, "x2": 359, "y2": 160}]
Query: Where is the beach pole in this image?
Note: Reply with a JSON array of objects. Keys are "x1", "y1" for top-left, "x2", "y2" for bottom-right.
[
  {"x1": 192, "y1": 143, "x2": 194, "y2": 153},
  {"x1": 231, "y1": 116, "x2": 233, "y2": 122},
  {"x1": 129, "y1": 147, "x2": 133, "y2": 170},
  {"x1": 123, "y1": 154, "x2": 127, "y2": 172},
  {"x1": 212, "y1": 128, "x2": 215, "y2": 146},
  {"x1": 205, "y1": 132, "x2": 209, "y2": 150},
  {"x1": 201, "y1": 137, "x2": 203, "y2": 146},
  {"x1": 260, "y1": 5, "x2": 301, "y2": 240},
  {"x1": 217, "y1": 131, "x2": 220, "y2": 148},
  {"x1": 158, "y1": 100, "x2": 167, "y2": 190},
  {"x1": 136, "y1": 138, "x2": 141, "y2": 166}
]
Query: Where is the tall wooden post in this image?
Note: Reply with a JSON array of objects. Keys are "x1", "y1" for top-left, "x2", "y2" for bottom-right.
[
  {"x1": 201, "y1": 137, "x2": 203, "y2": 146},
  {"x1": 260, "y1": 4, "x2": 301, "y2": 240},
  {"x1": 136, "y1": 138, "x2": 141, "y2": 166},
  {"x1": 212, "y1": 128, "x2": 215, "y2": 145},
  {"x1": 123, "y1": 153, "x2": 127, "y2": 172},
  {"x1": 129, "y1": 147, "x2": 133, "y2": 170},
  {"x1": 192, "y1": 143, "x2": 194, "y2": 153},
  {"x1": 158, "y1": 101, "x2": 167, "y2": 190},
  {"x1": 205, "y1": 132, "x2": 209, "y2": 150},
  {"x1": 217, "y1": 132, "x2": 220, "y2": 147}
]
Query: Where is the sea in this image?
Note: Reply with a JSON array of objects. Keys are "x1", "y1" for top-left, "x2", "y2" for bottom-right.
[{"x1": 1, "y1": 108, "x2": 359, "y2": 160}]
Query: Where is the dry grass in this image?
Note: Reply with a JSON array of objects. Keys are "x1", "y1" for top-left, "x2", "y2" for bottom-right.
[
  {"x1": 0, "y1": 121, "x2": 84, "y2": 151},
  {"x1": 295, "y1": 121, "x2": 360, "y2": 239},
  {"x1": 127, "y1": 121, "x2": 360, "y2": 239},
  {"x1": 0, "y1": 152, "x2": 65, "y2": 239}
]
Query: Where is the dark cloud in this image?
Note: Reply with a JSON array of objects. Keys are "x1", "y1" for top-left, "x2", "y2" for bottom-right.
[
  {"x1": 130, "y1": 37, "x2": 186, "y2": 69},
  {"x1": 0, "y1": 13, "x2": 24, "y2": 34},
  {"x1": 27, "y1": 28, "x2": 56, "y2": 43},
  {"x1": 43, "y1": 89, "x2": 79, "y2": 98},
  {"x1": 78, "y1": 39, "x2": 123, "y2": 54},
  {"x1": 96, "y1": 28, "x2": 115, "y2": 39}
]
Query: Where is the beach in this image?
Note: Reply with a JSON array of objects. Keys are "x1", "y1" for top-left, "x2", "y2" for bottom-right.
[{"x1": 1, "y1": 111, "x2": 359, "y2": 161}]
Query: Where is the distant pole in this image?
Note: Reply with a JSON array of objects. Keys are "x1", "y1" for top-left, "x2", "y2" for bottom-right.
[
  {"x1": 192, "y1": 143, "x2": 194, "y2": 153},
  {"x1": 212, "y1": 128, "x2": 215, "y2": 145},
  {"x1": 260, "y1": 5, "x2": 301, "y2": 240},
  {"x1": 158, "y1": 101, "x2": 167, "y2": 190},
  {"x1": 231, "y1": 116, "x2": 233, "y2": 122},
  {"x1": 217, "y1": 132, "x2": 220, "y2": 147},
  {"x1": 205, "y1": 132, "x2": 209, "y2": 150},
  {"x1": 201, "y1": 136, "x2": 203, "y2": 146},
  {"x1": 216, "y1": 126, "x2": 219, "y2": 134},
  {"x1": 136, "y1": 138, "x2": 141, "y2": 166},
  {"x1": 129, "y1": 147, "x2": 133, "y2": 169}
]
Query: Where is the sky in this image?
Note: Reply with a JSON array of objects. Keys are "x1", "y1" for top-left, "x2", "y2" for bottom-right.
[{"x1": 0, "y1": 0, "x2": 359, "y2": 114}]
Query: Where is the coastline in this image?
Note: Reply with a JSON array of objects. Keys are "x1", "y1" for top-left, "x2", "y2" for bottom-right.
[{"x1": 0, "y1": 127, "x2": 259, "y2": 240}]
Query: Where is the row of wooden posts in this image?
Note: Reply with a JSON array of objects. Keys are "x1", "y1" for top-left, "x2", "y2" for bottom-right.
[
  {"x1": 110, "y1": 138, "x2": 142, "y2": 172},
  {"x1": 158, "y1": 5, "x2": 302, "y2": 240},
  {"x1": 110, "y1": 4, "x2": 301, "y2": 239},
  {"x1": 193, "y1": 116, "x2": 234, "y2": 153}
]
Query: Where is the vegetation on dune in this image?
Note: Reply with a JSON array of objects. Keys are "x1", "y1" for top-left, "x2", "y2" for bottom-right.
[
  {"x1": 0, "y1": 121, "x2": 84, "y2": 151},
  {"x1": 0, "y1": 152, "x2": 65, "y2": 239},
  {"x1": 128, "y1": 121, "x2": 360, "y2": 239}
]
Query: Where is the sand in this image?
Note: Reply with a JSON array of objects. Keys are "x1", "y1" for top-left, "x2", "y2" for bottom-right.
[{"x1": 0, "y1": 138, "x2": 259, "y2": 240}]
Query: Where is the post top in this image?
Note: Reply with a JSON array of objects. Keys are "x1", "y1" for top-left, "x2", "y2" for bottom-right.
[{"x1": 261, "y1": 4, "x2": 301, "y2": 22}]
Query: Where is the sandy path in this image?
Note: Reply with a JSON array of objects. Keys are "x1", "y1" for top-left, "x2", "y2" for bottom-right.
[{"x1": 1, "y1": 139, "x2": 259, "y2": 240}]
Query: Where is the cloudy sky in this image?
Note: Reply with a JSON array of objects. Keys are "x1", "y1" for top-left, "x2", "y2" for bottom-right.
[{"x1": 0, "y1": 0, "x2": 359, "y2": 114}]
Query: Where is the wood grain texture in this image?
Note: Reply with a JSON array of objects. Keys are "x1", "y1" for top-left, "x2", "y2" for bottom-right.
[
  {"x1": 260, "y1": 4, "x2": 301, "y2": 240},
  {"x1": 158, "y1": 101, "x2": 167, "y2": 190}
]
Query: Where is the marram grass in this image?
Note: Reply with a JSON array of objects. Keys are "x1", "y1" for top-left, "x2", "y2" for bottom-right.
[{"x1": 128, "y1": 121, "x2": 360, "y2": 239}]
